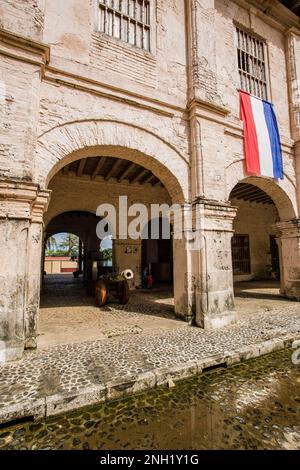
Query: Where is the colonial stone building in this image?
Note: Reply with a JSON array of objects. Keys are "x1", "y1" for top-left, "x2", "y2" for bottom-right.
[{"x1": 0, "y1": 0, "x2": 300, "y2": 362}]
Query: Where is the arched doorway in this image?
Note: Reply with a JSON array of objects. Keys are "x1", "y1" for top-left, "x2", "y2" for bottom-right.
[
  {"x1": 38, "y1": 151, "x2": 188, "y2": 348},
  {"x1": 229, "y1": 177, "x2": 298, "y2": 316},
  {"x1": 37, "y1": 120, "x2": 191, "y2": 322},
  {"x1": 141, "y1": 217, "x2": 174, "y2": 287}
]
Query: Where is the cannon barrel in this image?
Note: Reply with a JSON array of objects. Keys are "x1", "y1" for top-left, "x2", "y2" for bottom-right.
[
  {"x1": 100, "y1": 269, "x2": 134, "y2": 284},
  {"x1": 95, "y1": 269, "x2": 134, "y2": 307}
]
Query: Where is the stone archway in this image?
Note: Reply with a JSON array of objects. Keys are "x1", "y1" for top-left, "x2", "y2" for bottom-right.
[
  {"x1": 225, "y1": 160, "x2": 298, "y2": 221},
  {"x1": 36, "y1": 120, "x2": 189, "y2": 204},
  {"x1": 37, "y1": 120, "x2": 192, "y2": 322},
  {"x1": 0, "y1": 120, "x2": 192, "y2": 362},
  {"x1": 228, "y1": 175, "x2": 300, "y2": 303}
]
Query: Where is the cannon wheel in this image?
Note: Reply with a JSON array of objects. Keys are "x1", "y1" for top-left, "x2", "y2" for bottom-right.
[
  {"x1": 95, "y1": 279, "x2": 107, "y2": 307},
  {"x1": 117, "y1": 280, "x2": 130, "y2": 305}
]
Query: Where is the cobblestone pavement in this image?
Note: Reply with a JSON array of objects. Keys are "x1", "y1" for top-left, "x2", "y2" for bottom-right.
[
  {"x1": 0, "y1": 276, "x2": 300, "y2": 424},
  {"x1": 38, "y1": 276, "x2": 296, "y2": 348},
  {"x1": 0, "y1": 349, "x2": 299, "y2": 450},
  {"x1": 38, "y1": 275, "x2": 183, "y2": 348}
]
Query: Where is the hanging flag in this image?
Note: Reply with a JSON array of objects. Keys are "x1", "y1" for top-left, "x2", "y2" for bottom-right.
[{"x1": 239, "y1": 90, "x2": 283, "y2": 179}]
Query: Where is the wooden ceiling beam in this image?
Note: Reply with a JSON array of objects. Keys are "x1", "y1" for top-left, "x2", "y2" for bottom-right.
[
  {"x1": 77, "y1": 159, "x2": 87, "y2": 177},
  {"x1": 249, "y1": 195, "x2": 273, "y2": 203},
  {"x1": 104, "y1": 159, "x2": 123, "y2": 181},
  {"x1": 143, "y1": 173, "x2": 156, "y2": 184},
  {"x1": 62, "y1": 164, "x2": 69, "y2": 175},
  {"x1": 118, "y1": 162, "x2": 136, "y2": 182},
  {"x1": 91, "y1": 157, "x2": 107, "y2": 179},
  {"x1": 130, "y1": 168, "x2": 149, "y2": 184},
  {"x1": 231, "y1": 187, "x2": 263, "y2": 198}
]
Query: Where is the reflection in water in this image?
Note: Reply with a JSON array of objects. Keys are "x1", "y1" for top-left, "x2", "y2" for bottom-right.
[{"x1": 0, "y1": 349, "x2": 299, "y2": 450}]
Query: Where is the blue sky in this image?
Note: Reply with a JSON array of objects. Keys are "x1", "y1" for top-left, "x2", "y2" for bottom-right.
[{"x1": 52, "y1": 233, "x2": 112, "y2": 250}]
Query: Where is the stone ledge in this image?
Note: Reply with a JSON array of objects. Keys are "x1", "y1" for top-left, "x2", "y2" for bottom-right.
[
  {"x1": 45, "y1": 385, "x2": 106, "y2": 418},
  {"x1": 1, "y1": 332, "x2": 300, "y2": 426},
  {"x1": 0, "y1": 398, "x2": 45, "y2": 425},
  {"x1": 0, "y1": 28, "x2": 50, "y2": 74}
]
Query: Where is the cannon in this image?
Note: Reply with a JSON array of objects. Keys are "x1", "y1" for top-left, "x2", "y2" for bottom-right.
[{"x1": 95, "y1": 269, "x2": 134, "y2": 307}]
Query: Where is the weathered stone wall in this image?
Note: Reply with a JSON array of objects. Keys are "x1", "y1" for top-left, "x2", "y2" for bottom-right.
[
  {"x1": 36, "y1": 88, "x2": 189, "y2": 203},
  {"x1": 42, "y1": 0, "x2": 187, "y2": 106},
  {"x1": 0, "y1": 0, "x2": 45, "y2": 40},
  {"x1": 1, "y1": 0, "x2": 300, "y2": 360},
  {"x1": 0, "y1": 0, "x2": 298, "y2": 212},
  {"x1": 189, "y1": 0, "x2": 298, "y2": 206},
  {"x1": 0, "y1": 56, "x2": 42, "y2": 182}
]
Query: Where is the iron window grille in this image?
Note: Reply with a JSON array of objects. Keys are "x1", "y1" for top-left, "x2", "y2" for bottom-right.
[
  {"x1": 231, "y1": 234, "x2": 251, "y2": 275},
  {"x1": 236, "y1": 27, "x2": 268, "y2": 100},
  {"x1": 97, "y1": 0, "x2": 151, "y2": 51}
]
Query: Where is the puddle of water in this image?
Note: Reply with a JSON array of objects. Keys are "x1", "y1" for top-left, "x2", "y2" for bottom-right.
[{"x1": 0, "y1": 349, "x2": 299, "y2": 450}]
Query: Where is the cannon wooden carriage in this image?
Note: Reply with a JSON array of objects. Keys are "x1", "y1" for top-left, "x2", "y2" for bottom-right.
[{"x1": 95, "y1": 269, "x2": 134, "y2": 307}]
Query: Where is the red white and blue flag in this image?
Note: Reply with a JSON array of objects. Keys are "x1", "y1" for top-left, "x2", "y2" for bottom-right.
[{"x1": 239, "y1": 90, "x2": 283, "y2": 179}]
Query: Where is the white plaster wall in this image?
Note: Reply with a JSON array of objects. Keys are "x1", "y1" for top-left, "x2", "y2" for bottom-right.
[
  {"x1": 42, "y1": 0, "x2": 188, "y2": 106},
  {"x1": 0, "y1": 0, "x2": 45, "y2": 40}
]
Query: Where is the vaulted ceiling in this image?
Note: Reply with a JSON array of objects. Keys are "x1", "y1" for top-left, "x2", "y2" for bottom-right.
[
  {"x1": 280, "y1": 0, "x2": 300, "y2": 16},
  {"x1": 230, "y1": 183, "x2": 275, "y2": 205},
  {"x1": 59, "y1": 157, "x2": 164, "y2": 187}
]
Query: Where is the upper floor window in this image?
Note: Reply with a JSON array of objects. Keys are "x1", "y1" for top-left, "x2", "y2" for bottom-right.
[
  {"x1": 236, "y1": 27, "x2": 268, "y2": 100},
  {"x1": 97, "y1": 0, "x2": 151, "y2": 51}
]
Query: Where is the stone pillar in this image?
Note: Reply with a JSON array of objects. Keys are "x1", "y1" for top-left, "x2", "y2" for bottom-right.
[
  {"x1": 186, "y1": 3, "x2": 229, "y2": 202},
  {"x1": 193, "y1": 200, "x2": 237, "y2": 329},
  {"x1": 0, "y1": 181, "x2": 50, "y2": 362},
  {"x1": 275, "y1": 220, "x2": 300, "y2": 300},
  {"x1": 114, "y1": 239, "x2": 142, "y2": 288},
  {"x1": 25, "y1": 190, "x2": 50, "y2": 349},
  {"x1": 286, "y1": 29, "x2": 300, "y2": 212},
  {"x1": 186, "y1": 0, "x2": 220, "y2": 104},
  {"x1": 173, "y1": 237, "x2": 194, "y2": 323}
]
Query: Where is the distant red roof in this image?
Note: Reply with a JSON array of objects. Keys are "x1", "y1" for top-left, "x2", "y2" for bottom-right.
[{"x1": 45, "y1": 257, "x2": 74, "y2": 261}]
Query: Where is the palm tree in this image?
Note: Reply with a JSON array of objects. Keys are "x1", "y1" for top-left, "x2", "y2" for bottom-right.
[
  {"x1": 46, "y1": 236, "x2": 57, "y2": 255},
  {"x1": 59, "y1": 234, "x2": 79, "y2": 258}
]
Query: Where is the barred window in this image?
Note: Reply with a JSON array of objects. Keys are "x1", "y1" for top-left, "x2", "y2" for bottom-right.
[
  {"x1": 236, "y1": 27, "x2": 268, "y2": 100},
  {"x1": 231, "y1": 235, "x2": 251, "y2": 275},
  {"x1": 97, "y1": 0, "x2": 151, "y2": 51}
]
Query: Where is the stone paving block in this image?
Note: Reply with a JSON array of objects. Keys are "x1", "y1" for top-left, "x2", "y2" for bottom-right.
[
  {"x1": 196, "y1": 354, "x2": 227, "y2": 372},
  {"x1": 106, "y1": 372, "x2": 156, "y2": 401},
  {"x1": 45, "y1": 385, "x2": 107, "y2": 418},
  {"x1": 155, "y1": 361, "x2": 198, "y2": 386},
  {"x1": 0, "y1": 398, "x2": 46, "y2": 425}
]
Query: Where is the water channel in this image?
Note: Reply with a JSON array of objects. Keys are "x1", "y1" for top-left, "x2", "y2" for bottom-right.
[{"x1": 0, "y1": 349, "x2": 299, "y2": 450}]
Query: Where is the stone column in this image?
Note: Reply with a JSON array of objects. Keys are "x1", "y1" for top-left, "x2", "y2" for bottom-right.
[
  {"x1": 187, "y1": 0, "x2": 229, "y2": 204},
  {"x1": 0, "y1": 181, "x2": 50, "y2": 362},
  {"x1": 286, "y1": 29, "x2": 300, "y2": 212},
  {"x1": 25, "y1": 190, "x2": 51, "y2": 349},
  {"x1": 193, "y1": 200, "x2": 237, "y2": 329},
  {"x1": 186, "y1": 0, "x2": 220, "y2": 104},
  {"x1": 275, "y1": 219, "x2": 300, "y2": 300},
  {"x1": 172, "y1": 236, "x2": 194, "y2": 323},
  {"x1": 114, "y1": 239, "x2": 142, "y2": 288}
]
